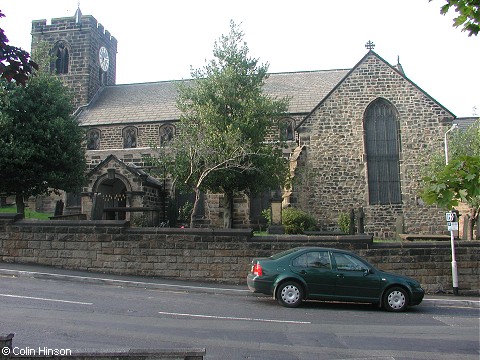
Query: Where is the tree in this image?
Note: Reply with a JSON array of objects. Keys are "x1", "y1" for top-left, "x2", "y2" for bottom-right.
[
  {"x1": 430, "y1": 0, "x2": 480, "y2": 36},
  {"x1": 0, "y1": 47, "x2": 86, "y2": 216},
  {"x1": 162, "y1": 21, "x2": 289, "y2": 228},
  {"x1": 421, "y1": 120, "x2": 480, "y2": 239},
  {"x1": 0, "y1": 10, "x2": 38, "y2": 84}
]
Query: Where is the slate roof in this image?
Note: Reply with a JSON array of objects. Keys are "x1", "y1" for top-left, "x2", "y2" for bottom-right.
[
  {"x1": 77, "y1": 69, "x2": 350, "y2": 126},
  {"x1": 456, "y1": 117, "x2": 479, "y2": 131}
]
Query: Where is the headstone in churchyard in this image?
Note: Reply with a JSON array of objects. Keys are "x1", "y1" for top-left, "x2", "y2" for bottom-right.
[
  {"x1": 54, "y1": 200, "x2": 64, "y2": 216},
  {"x1": 91, "y1": 194, "x2": 104, "y2": 220}
]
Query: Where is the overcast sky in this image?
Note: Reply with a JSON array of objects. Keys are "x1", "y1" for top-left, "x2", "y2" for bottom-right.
[{"x1": 1, "y1": 0, "x2": 479, "y2": 117}]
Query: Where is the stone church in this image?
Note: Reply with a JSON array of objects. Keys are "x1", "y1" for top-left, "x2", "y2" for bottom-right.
[{"x1": 29, "y1": 8, "x2": 458, "y2": 238}]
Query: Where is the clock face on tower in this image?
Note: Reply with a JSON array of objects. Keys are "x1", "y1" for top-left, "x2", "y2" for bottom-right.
[{"x1": 98, "y1": 46, "x2": 109, "y2": 72}]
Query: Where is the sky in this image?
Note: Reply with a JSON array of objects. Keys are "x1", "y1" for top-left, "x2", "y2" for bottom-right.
[{"x1": 1, "y1": 0, "x2": 479, "y2": 118}]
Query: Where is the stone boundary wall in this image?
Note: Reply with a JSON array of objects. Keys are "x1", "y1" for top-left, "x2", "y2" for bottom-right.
[
  {"x1": 0, "y1": 218, "x2": 478, "y2": 294},
  {"x1": 0, "y1": 333, "x2": 205, "y2": 360}
]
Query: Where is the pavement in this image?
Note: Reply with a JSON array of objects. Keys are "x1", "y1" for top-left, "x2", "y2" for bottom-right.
[{"x1": 0, "y1": 262, "x2": 478, "y2": 309}]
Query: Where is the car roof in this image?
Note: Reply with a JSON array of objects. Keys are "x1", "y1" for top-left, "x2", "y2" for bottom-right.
[
  {"x1": 290, "y1": 247, "x2": 347, "y2": 252},
  {"x1": 273, "y1": 247, "x2": 354, "y2": 257}
]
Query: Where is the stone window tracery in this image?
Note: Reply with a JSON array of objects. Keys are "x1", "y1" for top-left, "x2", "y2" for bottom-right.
[
  {"x1": 280, "y1": 118, "x2": 295, "y2": 141},
  {"x1": 86, "y1": 129, "x2": 101, "y2": 150},
  {"x1": 53, "y1": 41, "x2": 69, "y2": 74},
  {"x1": 364, "y1": 98, "x2": 401, "y2": 205},
  {"x1": 159, "y1": 124, "x2": 175, "y2": 146},
  {"x1": 123, "y1": 126, "x2": 138, "y2": 149}
]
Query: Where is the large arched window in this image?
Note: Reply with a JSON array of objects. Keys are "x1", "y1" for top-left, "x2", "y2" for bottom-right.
[{"x1": 364, "y1": 98, "x2": 401, "y2": 205}]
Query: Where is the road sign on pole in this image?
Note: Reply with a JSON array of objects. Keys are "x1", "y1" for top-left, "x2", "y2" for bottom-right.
[{"x1": 445, "y1": 211, "x2": 459, "y2": 295}]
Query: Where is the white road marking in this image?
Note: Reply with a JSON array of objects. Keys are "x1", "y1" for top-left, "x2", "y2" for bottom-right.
[
  {"x1": 0, "y1": 268, "x2": 249, "y2": 294},
  {"x1": 158, "y1": 311, "x2": 311, "y2": 324},
  {"x1": 0, "y1": 293, "x2": 93, "y2": 305},
  {"x1": 424, "y1": 298, "x2": 480, "y2": 304}
]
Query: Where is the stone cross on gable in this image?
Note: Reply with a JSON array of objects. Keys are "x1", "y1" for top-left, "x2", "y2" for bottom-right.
[{"x1": 365, "y1": 40, "x2": 375, "y2": 50}]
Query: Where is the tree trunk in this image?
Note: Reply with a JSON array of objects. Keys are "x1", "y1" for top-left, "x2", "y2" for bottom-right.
[
  {"x1": 476, "y1": 213, "x2": 480, "y2": 240},
  {"x1": 465, "y1": 208, "x2": 478, "y2": 241},
  {"x1": 469, "y1": 207, "x2": 478, "y2": 241},
  {"x1": 15, "y1": 194, "x2": 25, "y2": 218},
  {"x1": 189, "y1": 187, "x2": 201, "y2": 228}
]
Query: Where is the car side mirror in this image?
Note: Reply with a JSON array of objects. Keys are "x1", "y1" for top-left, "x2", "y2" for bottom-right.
[{"x1": 363, "y1": 268, "x2": 373, "y2": 276}]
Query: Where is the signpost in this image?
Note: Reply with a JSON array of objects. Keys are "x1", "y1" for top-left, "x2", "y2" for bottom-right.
[{"x1": 445, "y1": 211, "x2": 459, "y2": 295}]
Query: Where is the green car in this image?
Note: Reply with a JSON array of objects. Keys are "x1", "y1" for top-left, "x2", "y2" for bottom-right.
[{"x1": 247, "y1": 247, "x2": 424, "y2": 312}]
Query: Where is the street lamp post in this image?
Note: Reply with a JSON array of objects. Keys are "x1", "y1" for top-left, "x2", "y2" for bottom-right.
[
  {"x1": 444, "y1": 123, "x2": 458, "y2": 165},
  {"x1": 444, "y1": 123, "x2": 459, "y2": 295}
]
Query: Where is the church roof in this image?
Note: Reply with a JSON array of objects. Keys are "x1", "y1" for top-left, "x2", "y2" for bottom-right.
[{"x1": 77, "y1": 69, "x2": 350, "y2": 126}]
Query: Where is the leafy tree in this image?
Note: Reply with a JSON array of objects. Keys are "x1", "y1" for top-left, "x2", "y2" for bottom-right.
[
  {"x1": 0, "y1": 46, "x2": 86, "y2": 216},
  {"x1": 422, "y1": 120, "x2": 480, "y2": 239},
  {"x1": 430, "y1": 0, "x2": 480, "y2": 36},
  {"x1": 164, "y1": 21, "x2": 289, "y2": 228},
  {"x1": 0, "y1": 10, "x2": 38, "y2": 84}
]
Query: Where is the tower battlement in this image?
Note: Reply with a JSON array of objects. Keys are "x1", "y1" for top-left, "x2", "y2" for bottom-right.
[{"x1": 31, "y1": 14, "x2": 117, "y2": 47}]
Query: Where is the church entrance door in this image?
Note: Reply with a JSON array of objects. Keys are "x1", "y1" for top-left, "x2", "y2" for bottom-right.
[{"x1": 94, "y1": 178, "x2": 127, "y2": 220}]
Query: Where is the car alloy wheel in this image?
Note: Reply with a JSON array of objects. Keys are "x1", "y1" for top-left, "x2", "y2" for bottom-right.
[
  {"x1": 383, "y1": 287, "x2": 408, "y2": 312},
  {"x1": 277, "y1": 281, "x2": 303, "y2": 308}
]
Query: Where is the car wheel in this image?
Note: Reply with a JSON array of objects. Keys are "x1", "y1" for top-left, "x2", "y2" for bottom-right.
[
  {"x1": 383, "y1": 287, "x2": 409, "y2": 312},
  {"x1": 277, "y1": 281, "x2": 303, "y2": 308}
]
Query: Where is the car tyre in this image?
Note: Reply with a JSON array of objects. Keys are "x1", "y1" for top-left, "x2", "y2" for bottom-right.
[
  {"x1": 277, "y1": 281, "x2": 303, "y2": 308},
  {"x1": 383, "y1": 287, "x2": 409, "y2": 312}
]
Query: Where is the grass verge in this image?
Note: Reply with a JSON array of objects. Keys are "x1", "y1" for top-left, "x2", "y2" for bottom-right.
[{"x1": 0, "y1": 206, "x2": 50, "y2": 220}]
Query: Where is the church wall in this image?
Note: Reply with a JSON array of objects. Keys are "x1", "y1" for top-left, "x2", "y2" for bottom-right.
[
  {"x1": 295, "y1": 54, "x2": 454, "y2": 238},
  {"x1": 86, "y1": 123, "x2": 166, "y2": 151}
]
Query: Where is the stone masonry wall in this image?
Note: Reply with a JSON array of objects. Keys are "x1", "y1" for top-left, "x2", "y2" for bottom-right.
[
  {"x1": 295, "y1": 53, "x2": 454, "y2": 238},
  {"x1": 0, "y1": 219, "x2": 478, "y2": 294}
]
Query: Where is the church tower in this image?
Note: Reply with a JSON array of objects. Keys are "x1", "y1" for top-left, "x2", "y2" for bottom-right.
[{"x1": 30, "y1": 7, "x2": 117, "y2": 110}]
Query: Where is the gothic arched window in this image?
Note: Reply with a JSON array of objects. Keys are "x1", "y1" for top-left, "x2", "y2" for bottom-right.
[
  {"x1": 86, "y1": 129, "x2": 101, "y2": 150},
  {"x1": 159, "y1": 124, "x2": 175, "y2": 146},
  {"x1": 364, "y1": 98, "x2": 401, "y2": 205},
  {"x1": 123, "y1": 126, "x2": 138, "y2": 149},
  {"x1": 53, "y1": 41, "x2": 69, "y2": 74}
]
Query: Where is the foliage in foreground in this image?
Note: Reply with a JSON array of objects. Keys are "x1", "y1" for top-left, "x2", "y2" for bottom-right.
[
  {"x1": 0, "y1": 10, "x2": 38, "y2": 84},
  {"x1": 282, "y1": 207, "x2": 317, "y2": 234},
  {"x1": 421, "y1": 120, "x2": 480, "y2": 239},
  {"x1": 430, "y1": 0, "x2": 480, "y2": 36},
  {"x1": 158, "y1": 21, "x2": 289, "y2": 228},
  {"x1": 0, "y1": 56, "x2": 86, "y2": 215}
]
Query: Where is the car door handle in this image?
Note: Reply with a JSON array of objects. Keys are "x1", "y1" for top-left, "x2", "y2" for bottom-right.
[{"x1": 336, "y1": 274, "x2": 344, "y2": 278}]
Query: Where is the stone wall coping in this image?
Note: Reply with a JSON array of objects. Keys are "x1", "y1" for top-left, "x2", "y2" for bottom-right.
[
  {"x1": 372, "y1": 240, "x2": 480, "y2": 249},
  {"x1": 0, "y1": 214, "x2": 23, "y2": 221},
  {"x1": 127, "y1": 227, "x2": 254, "y2": 237},
  {"x1": 249, "y1": 234, "x2": 373, "y2": 243},
  {"x1": 1, "y1": 334, "x2": 205, "y2": 359},
  {"x1": 8, "y1": 220, "x2": 130, "y2": 227}
]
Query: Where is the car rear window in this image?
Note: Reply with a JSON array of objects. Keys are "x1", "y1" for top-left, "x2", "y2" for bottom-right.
[{"x1": 270, "y1": 248, "x2": 304, "y2": 260}]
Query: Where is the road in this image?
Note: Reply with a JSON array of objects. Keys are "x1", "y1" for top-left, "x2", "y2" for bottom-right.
[{"x1": 0, "y1": 273, "x2": 478, "y2": 360}]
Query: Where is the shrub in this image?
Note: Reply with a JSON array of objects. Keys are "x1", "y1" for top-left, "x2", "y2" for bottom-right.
[
  {"x1": 261, "y1": 208, "x2": 271, "y2": 225},
  {"x1": 338, "y1": 212, "x2": 350, "y2": 234},
  {"x1": 282, "y1": 207, "x2": 316, "y2": 234}
]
